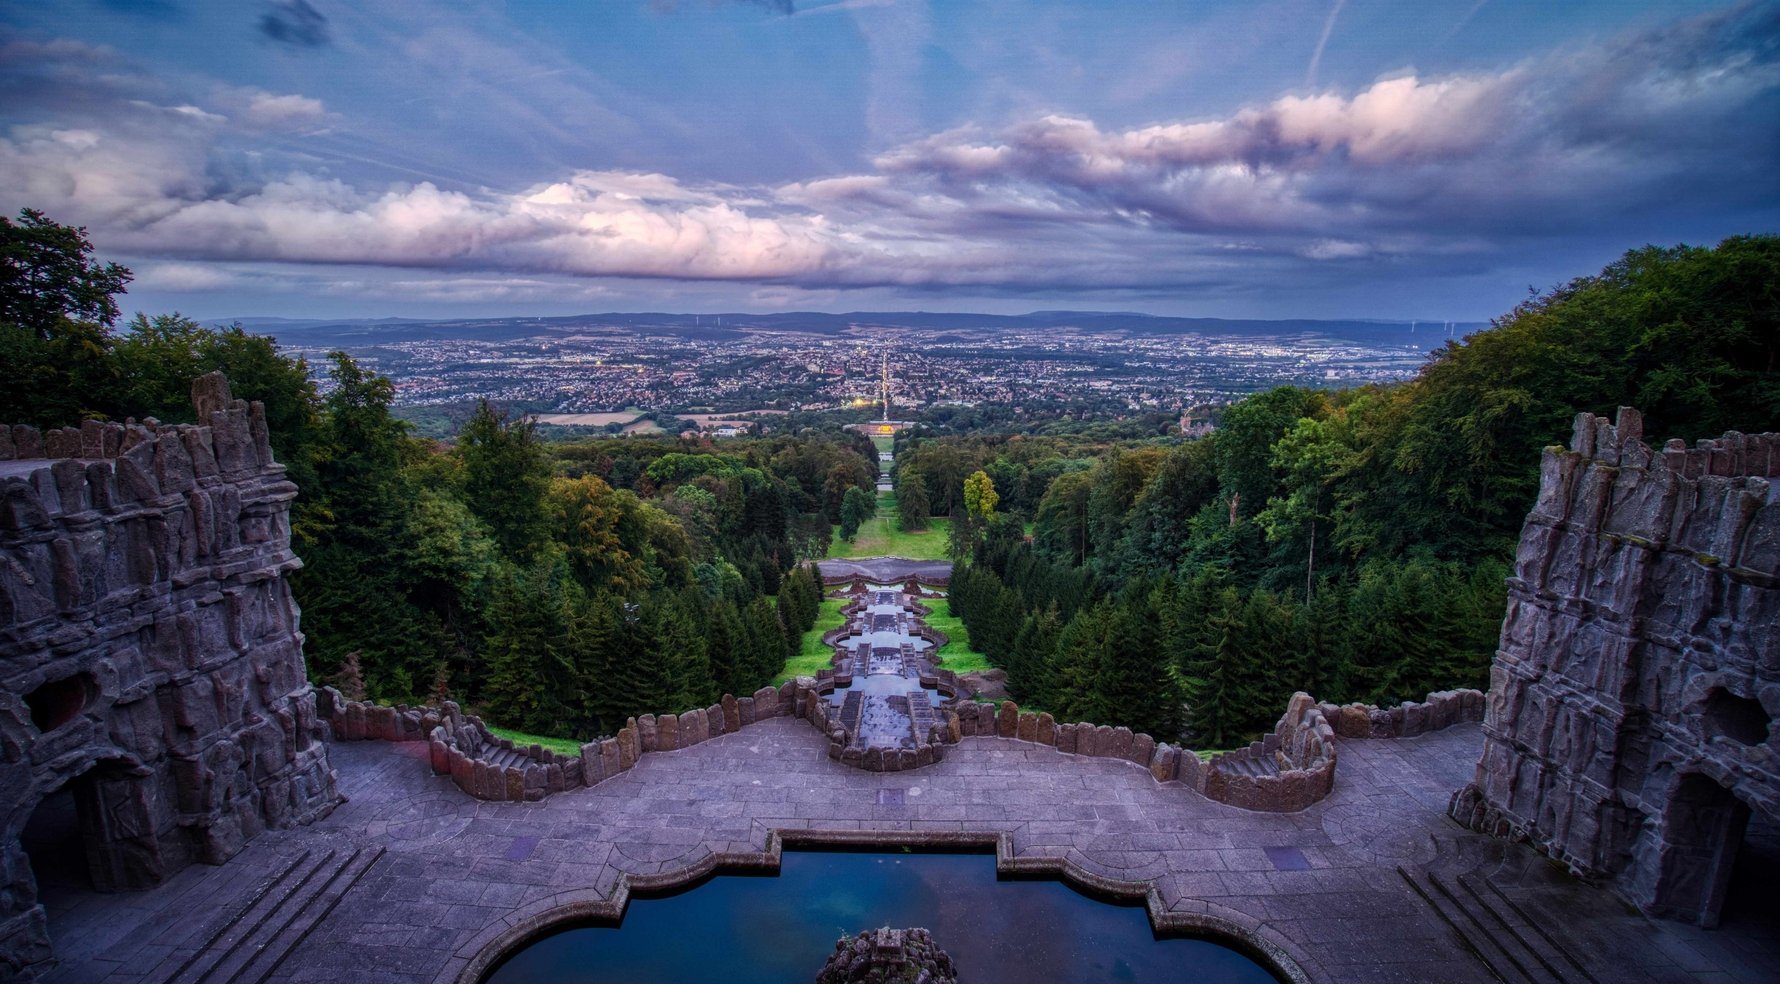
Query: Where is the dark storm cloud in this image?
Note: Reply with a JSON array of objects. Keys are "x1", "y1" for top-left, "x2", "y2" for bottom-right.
[{"x1": 257, "y1": 0, "x2": 329, "y2": 48}]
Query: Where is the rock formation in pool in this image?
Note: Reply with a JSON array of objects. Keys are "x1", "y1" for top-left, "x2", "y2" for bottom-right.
[{"x1": 816, "y1": 927, "x2": 959, "y2": 984}]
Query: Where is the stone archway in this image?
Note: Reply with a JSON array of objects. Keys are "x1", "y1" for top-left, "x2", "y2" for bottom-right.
[
  {"x1": 41, "y1": 758, "x2": 175, "y2": 894},
  {"x1": 1650, "y1": 773, "x2": 1753, "y2": 928},
  {"x1": 2, "y1": 754, "x2": 176, "y2": 978}
]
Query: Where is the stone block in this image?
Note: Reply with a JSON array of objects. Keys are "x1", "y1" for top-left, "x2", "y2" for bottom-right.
[
  {"x1": 755, "y1": 686, "x2": 779, "y2": 717},
  {"x1": 738, "y1": 696, "x2": 756, "y2": 726},
  {"x1": 638, "y1": 714, "x2": 659, "y2": 752},
  {"x1": 1150, "y1": 744, "x2": 1178, "y2": 783},
  {"x1": 617, "y1": 728, "x2": 638, "y2": 768},
  {"x1": 657, "y1": 713, "x2": 679, "y2": 752},
  {"x1": 722, "y1": 694, "x2": 741, "y2": 732},
  {"x1": 997, "y1": 701, "x2": 1019, "y2": 737},
  {"x1": 1016, "y1": 711, "x2": 1037, "y2": 742},
  {"x1": 1129, "y1": 733, "x2": 1154, "y2": 768},
  {"x1": 1035, "y1": 712, "x2": 1057, "y2": 746},
  {"x1": 1057, "y1": 723, "x2": 1078, "y2": 754},
  {"x1": 1105, "y1": 726, "x2": 1129, "y2": 760}
]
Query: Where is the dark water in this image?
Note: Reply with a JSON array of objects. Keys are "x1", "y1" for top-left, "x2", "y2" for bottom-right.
[{"x1": 484, "y1": 850, "x2": 1279, "y2": 984}]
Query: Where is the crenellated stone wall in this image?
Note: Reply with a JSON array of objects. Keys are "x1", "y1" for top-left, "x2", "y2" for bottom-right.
[
  {"x1": 0, "y1": 374, "x2": 341, "y2": 981},
  {"x1": 1448, "y1": 408, "x2": 1779, "y2": 927}
]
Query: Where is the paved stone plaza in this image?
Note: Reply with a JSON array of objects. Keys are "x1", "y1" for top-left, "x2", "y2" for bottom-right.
[{"x1": 28, "y1": 719, "x2": 1778, "y2": 984}]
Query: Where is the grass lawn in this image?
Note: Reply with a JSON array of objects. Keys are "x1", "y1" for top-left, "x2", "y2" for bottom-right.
[
  {"x1": 774, "y1": 597, "x2": 848, "y2": 685},
  {"x1": 923, "y1": 597, "x2": 993, "y2": 674},
  {"x1": 483, "y1": 724, "x2": 583, "y2": 757},
  {"x1": 828, "y1": 492, "x2": 953, "y2": 560}
]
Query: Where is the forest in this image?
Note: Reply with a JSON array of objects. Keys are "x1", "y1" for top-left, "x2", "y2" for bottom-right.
[
  {"x1": 6, "y1": 206, "x2": 1777, "y2": 748},
  {"x1": 909, "y1": 235, "x2": 1780, "y2": 745}
]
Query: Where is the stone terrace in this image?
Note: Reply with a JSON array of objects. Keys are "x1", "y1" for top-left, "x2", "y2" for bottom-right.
[{"x1": 31, "y1": 719, "x2": 1777, "y2": 984}]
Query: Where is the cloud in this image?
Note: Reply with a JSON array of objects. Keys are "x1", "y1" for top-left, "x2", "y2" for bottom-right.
[
  {"x1": 2, "y1": 1, "x2": 1776, "y2": 304},
  {"x1": 258, "y1": 0, "x2": 329, "y2": 48},
  {"x1": 133, "y1": 261, "x2": 237, "y2": 291},
  {"x1": 1305, "y1": 0, "x2": 1346, "y2": 88},
  {"x1": 242, "y1": 91, "x2": 326, "y2": 127}
]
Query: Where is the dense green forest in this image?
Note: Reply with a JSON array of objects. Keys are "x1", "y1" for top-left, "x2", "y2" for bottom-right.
[
  {"x1": 6, "y1": 208, "x2": 1777, "y2": 748},
  {"x1": 920, "y1": 236, "x2": 1780, "y2": 744}
]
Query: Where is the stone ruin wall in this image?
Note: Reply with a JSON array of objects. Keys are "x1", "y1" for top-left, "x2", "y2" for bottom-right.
[
  {"x1": 1449, "y1": 408, "x2": 1779, "y2": 925},
  {"x1": 0, "y1": 374, "x2": 340, "y2": 980}
]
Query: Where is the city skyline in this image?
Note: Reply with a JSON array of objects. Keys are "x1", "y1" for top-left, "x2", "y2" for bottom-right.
[{"x1": 2, "y1": 0, "x2": 1775, "y2": 322}]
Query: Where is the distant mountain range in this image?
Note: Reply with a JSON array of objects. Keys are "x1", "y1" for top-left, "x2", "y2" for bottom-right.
[{"x1": 203, "y1": 311, "x2": 1488, "y2": 348}]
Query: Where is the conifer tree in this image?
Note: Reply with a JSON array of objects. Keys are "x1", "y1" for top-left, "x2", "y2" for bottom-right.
[
  {"x1": 1096, "y1": 585, "x2": 1184, "y2": 739},
  {"x1": 897, "y1": 472, "x2": 930, "y2": 531},
  {"x1": 1182, "y1": 588, "x2": 1267, "y2": 748},
  {"x1": 481, "y1": 568, "x2": 576, "y2": 735}
]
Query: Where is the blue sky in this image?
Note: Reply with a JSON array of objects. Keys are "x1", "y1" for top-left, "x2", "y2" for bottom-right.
[{"x1": 1, "y1": 0, "x2": 1775, "y2": 322}]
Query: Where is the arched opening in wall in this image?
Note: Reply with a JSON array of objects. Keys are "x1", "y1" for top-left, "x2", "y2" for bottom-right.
[
  {"x1": 18, "y1": 760, "x2": 172, "y2": 955},
  {"x1": 1701, "y1": 688, "x2": 1771, "y2": 745},
  {"x1": 25, "y1": 672, "x2": 94, "y2": 733},
  {"x1": 1651, "y1": 773, "x2": 1774, "y2": 929},
  {"x1": 1720, "y1": 809, "x2": 1780, "y2": 936}
]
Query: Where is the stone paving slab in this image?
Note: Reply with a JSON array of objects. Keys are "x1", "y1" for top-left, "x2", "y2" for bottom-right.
[{"x1": 30, "y1": 720, "x2": 1779, "y2": 984}]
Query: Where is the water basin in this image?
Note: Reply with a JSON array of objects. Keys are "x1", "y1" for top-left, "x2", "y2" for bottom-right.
[{"x1": 483, "y1": 850, "x2": 1281, "y2": 984}]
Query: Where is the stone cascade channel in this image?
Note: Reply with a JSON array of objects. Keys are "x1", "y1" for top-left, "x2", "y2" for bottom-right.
[{"x1": 825, "y1": 584, "x2": 951, "y2": 753}]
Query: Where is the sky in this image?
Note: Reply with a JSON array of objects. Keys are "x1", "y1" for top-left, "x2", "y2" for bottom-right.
[{"x1": 1, "y1": 0, "x2": 1776, "y2": 323}]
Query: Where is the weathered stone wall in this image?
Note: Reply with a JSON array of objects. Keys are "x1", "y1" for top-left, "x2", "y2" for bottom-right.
[
  {"x1": 1449, "y1": 408, "x2": 1779, "y2": 926},
  {"x1": 0, "y1": 374, "x2": 340, "y2": 980}
]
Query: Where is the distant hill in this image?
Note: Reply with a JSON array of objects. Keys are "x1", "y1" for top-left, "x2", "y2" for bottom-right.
[{"x1": 203, "y1": 310, "x2": 1487, "y2": 349}]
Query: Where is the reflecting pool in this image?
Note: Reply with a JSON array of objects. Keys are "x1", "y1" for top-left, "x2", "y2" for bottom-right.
[{"x1": 484, "y1": 850, "x2": 1280, "y2": 984}]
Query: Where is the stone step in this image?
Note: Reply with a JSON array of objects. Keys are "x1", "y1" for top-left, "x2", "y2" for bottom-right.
[
  {"x1": 162, "y1": 849, "x2": 315, "y2": 984},
  {"x1": 1398, "y1": 866, "x2": 1577, "y2": 984},
  {"x1": 238, "y1": 846, "x2": 386, "y2": 984},
  {"x1": 1215, "y1": 753, "x2": 1279, "y2": 779},
  {"x1": 170, "y1": 847, "x2": 382, "y2": 984},
  {"x1": 1458, "y1": 874, "x2": 1602, "y2": 984}
]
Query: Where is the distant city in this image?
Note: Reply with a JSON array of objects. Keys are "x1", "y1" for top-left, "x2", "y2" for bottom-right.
[{"x1": 216, "y1": 311, "x2": 1483, "y2": 428}]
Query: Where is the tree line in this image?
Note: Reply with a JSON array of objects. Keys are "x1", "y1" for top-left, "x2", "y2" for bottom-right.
[{"x1": 941, "y1": 236, "x2": 1779, "y2": 745}]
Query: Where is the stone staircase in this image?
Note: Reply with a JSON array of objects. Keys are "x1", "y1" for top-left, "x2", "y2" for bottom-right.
[
  {"x1": 1213, "y1": 752, "x2": 1281, "y2": 779},
  {"x1": 1398, "y1": 866, "x2": 1601, "y2": 984},
  {"x1": 167, "y1": 846, "x2": 385, "y2": 984}
]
